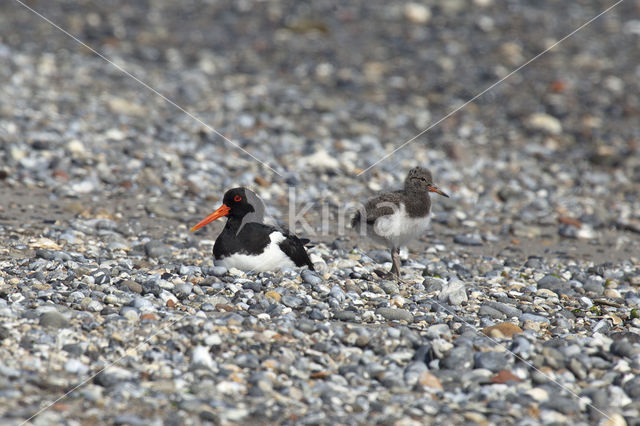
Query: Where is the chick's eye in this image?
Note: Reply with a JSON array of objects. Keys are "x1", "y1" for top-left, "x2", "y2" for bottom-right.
[{"x1": 234, "y1": 195, "x2": 242, "y2": 202}]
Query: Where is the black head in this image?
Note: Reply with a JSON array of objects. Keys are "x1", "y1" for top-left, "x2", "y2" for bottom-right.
[
  {"x1": 222, "y1": 187, "x2": 256, "y2": 219},
  {"x1": 404, "y1": 167, "x2": 449, "y2": 197},
  {"x1": 190, "y1": 187, "x2": 265, "y2": 232}
]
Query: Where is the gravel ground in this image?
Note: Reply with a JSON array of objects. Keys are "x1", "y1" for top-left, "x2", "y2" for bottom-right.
[{"x1": 1, "y1": 0, "x2": 640, "y2": 424}]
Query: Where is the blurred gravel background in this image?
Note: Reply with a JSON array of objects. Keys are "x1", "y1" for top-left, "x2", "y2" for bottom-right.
[{"x1": 1, "y1": 0, "x2": 640, "y2": 425}]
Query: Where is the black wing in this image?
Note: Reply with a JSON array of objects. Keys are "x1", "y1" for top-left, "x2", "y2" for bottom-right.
[{"x1": 278, "y1": 232, "x2": 315, "y2": 270}]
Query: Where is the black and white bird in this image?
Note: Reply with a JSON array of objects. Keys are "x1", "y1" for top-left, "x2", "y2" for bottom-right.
[
  {"x1": 190, "y1": 187, "x2": 314, "y2": 272},
  {"x1": 351, "y1": 167, "x2": 449, "y2": 278}
]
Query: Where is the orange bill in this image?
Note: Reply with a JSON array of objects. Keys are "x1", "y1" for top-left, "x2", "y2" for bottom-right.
[
  {"x1": 190, "y1": 204, "x2": 231, "y2": 232},
  {"x1": 427, "y1": 184, "x2": 449, "y2": 198}
]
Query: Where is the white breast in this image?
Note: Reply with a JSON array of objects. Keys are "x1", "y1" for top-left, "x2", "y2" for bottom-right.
[
  {"x1": 218, "y1": 231, "x2": 296, "y2": 272},
  {"x1": 369, "y1": 203, "x2": 431, "y2": 248}
]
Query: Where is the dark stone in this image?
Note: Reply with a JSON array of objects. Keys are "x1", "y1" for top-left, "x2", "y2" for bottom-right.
[{"x1": 441, "y1": 346, "x2": 474, "y2": 370}]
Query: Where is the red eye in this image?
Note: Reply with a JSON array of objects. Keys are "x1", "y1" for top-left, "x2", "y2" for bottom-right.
[{"x1": 234, "y1": 195, "x2": 242, "y2": 202}]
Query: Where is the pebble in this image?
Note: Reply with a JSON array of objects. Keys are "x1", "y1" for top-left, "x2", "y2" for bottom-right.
[
  {"x1": 441, "y1": 346, "x2": 474, "y2": 370},
  {"x1": 191, "y1": 346, "x2": 215, "y2": 370},
  {"x1": 145, "y1": 241, "x2": 172, "y2": 258},
  {"x1": 479, "y1": 304, "x2": 506, "y2": 319},
  {"x1": 438, "y1": 279, "x2": 468, "y2": 306},
  {"x1": 39, "y1": 311, "x2": 69, "y2": 329},
  {"x1": 122, "y1": 280, "x2": 143, "y2": 294},
  {"x1": 520, "y1": 313, "x2": 550, "y2": 325},
  {"x1": 482, "y1": 322, "x2": 523, "y2": 338},
  {"x1": 474, "y1": 352, "x2": 510, "y2": 372},
  {"x1": 282, "y1": 295, "x2": 304, "y2": 308},
  {"x1": 453, "y1": 234, "x2": 483, "y2": 246},
  {"x1": 65, "y1": 359, "x2": 89, "y2": 375},
  {"x1": 375, "y1": 308, "x2": 413, "y2": 322},
  {"x1": 302, "y1": 270, "x2": 322, "y2": 285},
  {"x1": 526, "y1": 113, "x2": 562, "y2": 135},
  {"x1": 404, "y1": 3, "x2": 431, "y2": 24}
]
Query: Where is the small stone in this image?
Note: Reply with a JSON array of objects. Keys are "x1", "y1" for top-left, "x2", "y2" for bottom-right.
[
  {"x1": 122, "y1": 280, "x2": 142, "y2": 294},
  {"x1": 479, "y1": 304, "x2": 506, "y2": 319},
  {"x1": 282, "y1": 295, "x2": 303, "y2": 308},
  {"x1": 301, "y1": 270, "x2": 322, "y2": 285},
  {"x1": 540, "y1": 396, "x2": 579, "y2": 414},
  {"x1": 438, "y1": 278, "x2": 468, "y2": 306},
  {"x1": 39, "y1": 311, "x2": 69, "y2": 329},
  {"x1": 91, "y1": 269, "x2": 111, "y2": 285},
  {"x1": 329, "y1": 285, "x2": 346, "y2": 302},
  {"x1": 441, "y1": 346, "x2": 473, "y2": 370},
  {"x1": 265, "y1": 291, "x2": 281, "y2": 303},
  {"x1": 526, "y1": 387, "x2": 549, "y2": 402},
  {"x1": 404, "y1": 361, "x2": 428, "y2": 387},
  {"x1": 333, "y1": 310, "x2": 357, "y2": 321},
  {"x1": 602, "y1": 414, "x2": 628, "y2": 426},
  {"x1": 380, "y1": 281, "x2": 399, "y2": 295},
  {"x1": 453, "y1": 234, "x2": 483, "y2": 246},
  {"x1": 85, "y1": 300, "x2": 103, "y2": 312},
  {"x1": 526, "y1": 113, "x2": 562, "y2": 135},
  {"x1": 192, "y1": 346, "x2": 215, "y2": 369},
  {"x1": 145, "y1": 240, "x2": 172, "y2": 258},
  {"x1": 65, "y1": 359, "x2": 89, "y2": 375},
  {"x1": 174, "y1": 283, "x2": 193, "y2": 299},
  {"x1": 426, "y1": 324, "x2": 452, "y2": 339},
  {"x1": 482, "y1": 322, "x2": 523, "y2": 338},
  {"x1": 132, "y1": 297, "x2": 153, "y2": 310},
  {"x1": 418, "y1": 371, "x2": 443, "y2": 390},
  {"x1": 368, "y1": 250, "x2": 392, "y2": 263},
  {"x1": 120, "y1": 307, "x2": 140, "y2": 321},
  {"x1": 474, "y1": 352, "x2": 511, "y2": 372},
  {"x1": 207, "y1": 266, "x2": 228, "y2": 276},
  {"x1": 376, "y1": 307, "x2": 413, "y2": 322},
  {"x1": 490, "y1": 370, "x2": 521, "y2": 384},
  {"x1": 404, "y1": 3, "x2": 431, "y2": 24},
  {"x1": 520, "y1": 313, "x2": 550, "y2": 325}
]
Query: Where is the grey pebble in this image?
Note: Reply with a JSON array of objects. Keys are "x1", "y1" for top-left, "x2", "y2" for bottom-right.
[
  {"x1": 375, "y1": 307, "x2": 413, "y2": 322},
  {"x1": 145, "y1": 240, "x2": 172, "y2": 258},
  {"x1": 380, "y1": 281, "x2": 399, "y2": 295},
  {"x1": 282, "y1": 295, "x2": 304, "y2": 309},
  {"x1": 132, "y1": 297, "x2": 154, "y2": 310},
  {"x1": 479, "y1": 304, "x2": 506, "y2": 319},
  {"x1": 438, "y1": 278, "x2": 468, "y2": 306},
  {"x1": 520, "y1": 313, "x2": 550, "y2": 324},
  {"x1": 453, "y1": 234, "x2": 483, "y2": 246},
  {"x1": 333, "y1": 310, "x2": 357, "y2": 321},
  {"x1": 302, "y1": 270, "x2": 322, "y2": 285},
  {"x1": 474, "y1": 352, "x2": 511, "y2": 372},
  {"x1": 39, "y1": 311, "x2": 69, "y2": 329},
  {"x1": 174, "y1": 283, "x2": 193, "y2": 299},
  {"x1": 441, "y1": 346, "x2": 474, "y2": 370}
]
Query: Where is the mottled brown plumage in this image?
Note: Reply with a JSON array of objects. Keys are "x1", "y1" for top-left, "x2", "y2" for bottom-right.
[{"x1": 352, "y1": 167, "x2": 449, "y2": 278}]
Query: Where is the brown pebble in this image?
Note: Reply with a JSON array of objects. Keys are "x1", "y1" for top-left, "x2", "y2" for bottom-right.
[
  {"x1": 490, "y1": 370, "x2": 521, "y2": 384},
  {"x1": 418, "y1": 371, "x2": 443, "y2": 390},
  {"x1": 482, "y1": 322, "x2": 523, "y2": 338}
]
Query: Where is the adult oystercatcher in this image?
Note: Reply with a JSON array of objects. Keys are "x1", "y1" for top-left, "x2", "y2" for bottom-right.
[
  {"x1": 351, "y1": 167, "x2": 449, "y2": 278},
  {"x1": 190, "y1": 187, "x2": 314, "y2": 272}
]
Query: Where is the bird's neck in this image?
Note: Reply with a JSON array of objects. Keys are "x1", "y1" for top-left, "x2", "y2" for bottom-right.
[{"x1": 222, "y1": 215, "x2": 244, "y2": 233}]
